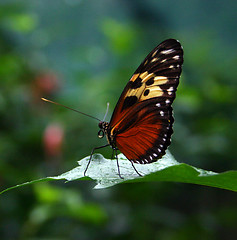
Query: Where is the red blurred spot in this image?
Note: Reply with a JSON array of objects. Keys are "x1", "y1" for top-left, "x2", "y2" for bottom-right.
[
  {"x1": 43, "y1": 123, "x2": 64, "y2": 157},
  {"x1": 35, "y1": 72, "x2": 60, "y2": 95},
  {"x1": 32, "y1": 72, "x2": 61, "y2": 105}
]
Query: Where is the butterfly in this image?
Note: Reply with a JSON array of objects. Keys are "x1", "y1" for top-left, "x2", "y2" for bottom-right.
[
  {"x1": 42, "y1": 38, "x2": 183, "y2": 178},
  {"x1": 85, "y1": 39, "x2": 183, "y2": 178}
]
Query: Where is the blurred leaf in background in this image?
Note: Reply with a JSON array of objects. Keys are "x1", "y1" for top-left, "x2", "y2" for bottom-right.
[{"x1": 0, "y1": 0, "x2": 237, "y2": 239}]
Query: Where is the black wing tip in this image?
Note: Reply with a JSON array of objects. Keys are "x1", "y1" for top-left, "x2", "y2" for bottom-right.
[
  {"x1": 158, "y1": 39, "x2": 183, "y2": 53},
  {"x1": 161, "y1": 38, "x2": 182, "y2": 46}
]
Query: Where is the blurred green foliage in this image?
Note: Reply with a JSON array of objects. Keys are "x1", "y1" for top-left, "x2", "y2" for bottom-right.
[{"x1": 0, "y1": 0, "x2": 237, "y2": 239}]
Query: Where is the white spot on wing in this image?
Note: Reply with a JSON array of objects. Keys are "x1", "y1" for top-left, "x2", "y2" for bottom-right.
[
  {"x1": 165, "y1": 99, "x2": 170, "y2": 104},
  {"x1": 156, "y1": 103, "x2": 161, "y2": 107},
  {"x1": 161, "y1": 49, "x2": 174, "y2": 55},
  {"x1": 173, "y1": 55, "x2": 179, "y2": 60},
  {"x1": 160, "y1": 111, "x2": 164, "y2": 116}
]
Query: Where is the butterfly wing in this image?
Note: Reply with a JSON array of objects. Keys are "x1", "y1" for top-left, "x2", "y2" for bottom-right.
[{"x1": 108, "y1": 39, "x2": 183, "y2": 163}]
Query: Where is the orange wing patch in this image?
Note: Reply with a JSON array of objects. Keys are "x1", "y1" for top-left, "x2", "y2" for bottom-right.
[
  {"x1": 115, "y1": 110, "x2": 171, "y2": 163},
  {"x1": 116, "y1": 121, "x2": 166, "y2": 163}
]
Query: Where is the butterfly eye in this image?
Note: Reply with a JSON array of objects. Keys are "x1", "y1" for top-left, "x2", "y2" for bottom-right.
[{"x1": 98, "y1": 129, "x2": 105, "y2": 139}]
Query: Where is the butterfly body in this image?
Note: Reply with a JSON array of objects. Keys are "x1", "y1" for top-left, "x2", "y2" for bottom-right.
[{"x1": 96, "y1": 39, "x2": 183, "y2": 168}]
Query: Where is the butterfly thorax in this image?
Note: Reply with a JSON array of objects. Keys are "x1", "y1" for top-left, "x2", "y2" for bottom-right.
[{"x1": 98, "y1": 121, "x2": 116, "y2": 148}]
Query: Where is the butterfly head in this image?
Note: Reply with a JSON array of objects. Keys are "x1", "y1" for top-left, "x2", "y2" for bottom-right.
[{"x1": 98, "y1": 121, "x2": 109, "y2": 139}]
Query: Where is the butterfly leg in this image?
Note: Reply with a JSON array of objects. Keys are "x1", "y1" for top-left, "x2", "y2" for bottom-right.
[
  {"x1": 84, "y1": 144, "x2": 110, "y2": 176},
  {"x1": 111, "y1": 148, "x2": 115, "y2": 159},
  {"x1": 130, "y1": 161, "x2": 143, "y2": 177},
  {"x1": 114, "y1": 148, "x2": 124, "y2": 179}
]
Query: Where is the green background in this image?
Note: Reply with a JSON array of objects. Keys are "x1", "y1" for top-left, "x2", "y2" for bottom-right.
[{"x1": 0, "y1": 0, "x2": 237, "y2": 239}]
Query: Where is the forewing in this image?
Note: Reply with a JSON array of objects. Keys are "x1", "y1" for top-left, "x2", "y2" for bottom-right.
[{"x1": 109, "y1": 39, "x2": 183, "y2": 129}]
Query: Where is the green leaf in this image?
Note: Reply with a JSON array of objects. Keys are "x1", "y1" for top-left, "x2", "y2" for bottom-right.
[{"x1": 1, "y1": 151, "x2": 237, "y2": 193}]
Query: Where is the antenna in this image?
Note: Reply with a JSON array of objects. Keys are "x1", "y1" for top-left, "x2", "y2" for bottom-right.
[
  {"x1": 103, "y1": 102, "x2": 110, "y2": 122},
  {"x1": 41, "y1": 98, "x2": 101, "y2": 122}
]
